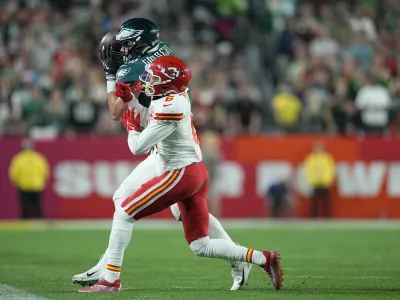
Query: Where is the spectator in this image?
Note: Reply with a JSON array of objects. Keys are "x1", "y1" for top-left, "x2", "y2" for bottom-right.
[
  {"x1": 229, "y1": 84, "x2": 262, "y2": 134},
  {"x1": 294, "y1": 2, "x2": 319, "y2": 43},
  {"x1": 46, "y1": 88, "x2": 67, "y2": 133},
  {"x1": 304, "y1": 141, "x2": 335, "y2": 218},
  {"x1": 349, "y1": 5, "x2": 377, "y2": 42},
  {"x1": 329, "y1": 100, "x2": 358, "y2": 136},
  {"x1": 355, "y1": 73, "x2": 391, "y2": 134},
  {"x1": 22, "y1": 85, "x2": 47, "y2": 131},
  {"x1": 0, "y1": 0, "x2": 399, "y2": 137},
  {"x1": 326, "y1": 78, "x2": 358, "y2": 135},
  {"x1": 309, "y1": 27, "x2": 340, "y2": 65},
  {"x1": 199, "y1": 71, "x2": 234, "y2": 107},
  {"x1": 276, "y1": 18, "x2": 296, "y2": 60},
  {"x1": 285, "y1": 39, "x2": 308, "y2": 89},
  {"x1": 8, "y1": 139, "x2": 50, "y2": 219},
  {"x1": 209, "y1": 98, "x2": 230, "y2": 134},
  {"x1": 342, "y1": 33, "x2": 374, "y2": 71},
  {"x1": 388, "y1": 77, "x2": 400, "y2": 134},
  {"x1": 272, "y1": 84, "x2": 302, "y2": 132},
  {"x1": 266, "y1": 177, "x2": 294, "y2": 218},
  {"x1": 67, "y1": 87, "x2": 99, "y2": 134},
  {"x1": 302, "y1": 67, "x2": 332, "y2": 132}
]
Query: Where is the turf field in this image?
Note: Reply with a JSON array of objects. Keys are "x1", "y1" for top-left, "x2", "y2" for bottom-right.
[{"x1": 0, "y1": 221, "x2": 399, "y2": 300}]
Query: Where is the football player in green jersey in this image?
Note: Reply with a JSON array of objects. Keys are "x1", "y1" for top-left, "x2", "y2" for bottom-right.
[
  {"x1": 72, "y1": 18, "x2": 252, "y2": 291},
  {"x1": 102, "y1": 18, "x2": 174, "y2": 117}
]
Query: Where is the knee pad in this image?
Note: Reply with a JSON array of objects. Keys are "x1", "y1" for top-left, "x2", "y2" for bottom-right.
[
  {"x1": 170, "y1": 203, "x2": 182, "y2": 221},
  {"x1": 189, "y1": 236, "x2": 209, "y2": 257},
  {"x1": 114, "y1": 205, "x2": 135, "y2": 223},
  {"x1": 112, "y1": 188, "x2": 123, "y2": 204},
  {"x1": 113, "y1": 197, "x2": 124, "y2": 208},
  {"x1": 113, "y1": 186, "x2": 139, "y2": 204}
]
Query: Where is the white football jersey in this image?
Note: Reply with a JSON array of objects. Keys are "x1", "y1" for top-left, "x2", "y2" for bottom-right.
[{"x1": 127, "y1": 92, "x2": 202, "y2": 171}]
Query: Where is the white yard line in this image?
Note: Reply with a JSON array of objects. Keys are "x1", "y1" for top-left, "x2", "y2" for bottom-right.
[{"x1": 0, "y1": 284, "x2": 49, "y2": 300}]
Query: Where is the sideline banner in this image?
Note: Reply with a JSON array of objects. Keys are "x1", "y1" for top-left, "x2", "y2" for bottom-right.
[{"x1": 1, "y1": 136, "x2": 400, "y2": 219}]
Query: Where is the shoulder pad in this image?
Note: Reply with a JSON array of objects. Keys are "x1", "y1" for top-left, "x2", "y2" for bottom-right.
[
  {"x1": 153, "y1": 94, "x2": 187, "y2": 121},
  {"x1": 116, "y1": 63, "x2": 144, "y2": 83}
]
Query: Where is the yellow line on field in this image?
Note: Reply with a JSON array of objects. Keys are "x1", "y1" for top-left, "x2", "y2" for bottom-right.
[
  {"x1": 0, "y1": 221, "x2": 43, "y2": 230},
  {"x1": 0, "y1": 219, "x2": 400, "y2": 231}
]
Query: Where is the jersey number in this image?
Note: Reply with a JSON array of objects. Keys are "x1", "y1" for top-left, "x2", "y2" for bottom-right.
[
  {"x1": 163, "y1": 95, "x2": 199, "y2": 144},
  {"x1": 163, "y1": 96, "x2": 174, "y2": 107}
]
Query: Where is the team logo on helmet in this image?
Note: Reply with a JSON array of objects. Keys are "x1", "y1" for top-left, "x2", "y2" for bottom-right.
[
  {"x1": 161, "y1": 67, "x2": 180, "y2": 79},
  {"x1": 116, "y1": 29, "x2": 144, "y2": 41}
]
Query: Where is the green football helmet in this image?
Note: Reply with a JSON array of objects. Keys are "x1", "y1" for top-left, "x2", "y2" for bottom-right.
[{"x1": 114, "y1": 18, "x2": 160, "y2": 62}]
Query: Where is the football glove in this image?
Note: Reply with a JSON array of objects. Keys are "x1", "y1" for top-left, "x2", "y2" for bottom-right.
[
  {"x1": 99, "y1": 44, "x2": 120, "y2": 77},
  {"x1": 120, "y1": 109, "x2": 140, "y2": 132},
  {"x1": 133, "y1": 80, "x2": 145, "y2": 93},
  {"x1": 115, "y1": 81, "x2": 134, "y2": 103}
]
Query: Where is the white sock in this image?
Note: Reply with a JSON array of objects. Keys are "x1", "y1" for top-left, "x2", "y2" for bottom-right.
[
  {"x1": 96, "y1": 252, "x2": 108, "y2": 270},
  {"x1": 190, "y1": 237, "x2": 266, "y2": 266},
  {"x1": 95, "y1": 197, "x2": 126, "y2": 272},
  {"x1": 208, "y1": 214, "x2": 240, "y2": 266},
  {"x1": 173, "y1": 207, "x2": 243, "y2": 267},
  {"x1": 104, "y1": 209, "x2": 134, "y2": 282}
]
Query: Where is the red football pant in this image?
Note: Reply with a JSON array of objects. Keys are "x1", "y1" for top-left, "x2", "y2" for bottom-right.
[{"x1": 121, "y1": 162, "x2": 210, "y2": 243}]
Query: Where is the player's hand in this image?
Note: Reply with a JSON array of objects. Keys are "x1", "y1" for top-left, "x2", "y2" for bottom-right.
[
  {"x1": 99, "y1": 44, "x2": 120, "y2": 76},
  {"x1": 120, "y1": 109, "x2": 140, "y2": 132},
  {"x1": 133, "y1": 80, "x2": 145, "y2": 93},
  {"x1": 116, "y1": 81, "x2": 134, "y2": 103}
]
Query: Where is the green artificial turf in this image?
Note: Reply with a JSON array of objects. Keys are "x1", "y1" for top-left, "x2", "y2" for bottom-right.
[{"x1": 0, "y1": 227, "x2": 399, "y2": 300}]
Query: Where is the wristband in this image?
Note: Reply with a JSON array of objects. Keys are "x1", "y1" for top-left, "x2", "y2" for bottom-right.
[{"x1": 107, "y1": 79, "x2": 116, "y2": 93}]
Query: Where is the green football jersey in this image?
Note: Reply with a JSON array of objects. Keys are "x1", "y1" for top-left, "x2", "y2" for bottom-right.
[{"x1": 116, "y1": 41, "x2": 174, "y2": 108}]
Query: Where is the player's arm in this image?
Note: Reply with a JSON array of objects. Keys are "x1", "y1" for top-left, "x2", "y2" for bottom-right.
[
  {"x1": 99, "y1": 43, "x2": 123, "y2": 119},
  {"x1": 99, "y1": 44, "x2": 142, "y2": 120},
  {"x1": 128, "y1": 119, "x2": 180, "y2": 155},
  {"x1": 107, "y1": 83, "x2": 143, "y2": 120},
  {"x1": 121, "y1": 106, "x2": 181, "y2": 154},
  {"x1": 109, "y1": 80, "x2": 145, "y2": 120},
  {"x1": 107, "y1": 92, "x2": 127, "y2": 120}
]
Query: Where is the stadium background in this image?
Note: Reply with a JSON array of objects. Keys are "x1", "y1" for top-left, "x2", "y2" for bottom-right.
[
  {"x1": 1, "y1": 0, "x2": 400, "y2": 220},
  {"x1": 1, "y1": 1, "x2": 400, "y2": 300}
]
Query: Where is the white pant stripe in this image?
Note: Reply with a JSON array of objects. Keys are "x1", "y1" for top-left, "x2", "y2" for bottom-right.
[
  {"x1": 121, "y1": 170, "x2": 174, "y2": 210},
  {"x1": 131, "y1": 167, "x2": 186, "y2": 218}
]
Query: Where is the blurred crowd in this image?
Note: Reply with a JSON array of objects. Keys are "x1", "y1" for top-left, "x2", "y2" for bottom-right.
[{"x1": 1, "y1": 0, "x2": 400, "y2": 138}]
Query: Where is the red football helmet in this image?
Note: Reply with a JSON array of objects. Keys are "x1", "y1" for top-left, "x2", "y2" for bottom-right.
[{"x1": 139, "y1": 56, "x2": 192, "y2": 97}]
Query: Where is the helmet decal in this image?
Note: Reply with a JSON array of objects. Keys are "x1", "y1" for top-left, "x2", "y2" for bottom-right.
[
  {"x1": 139, "y1": 56, "x2": 191, "y2": 97},
  {"x1": 116, "y1": 28, "x2": 144, "y2": 41},
  {"x1": 114, "y1": 18, "x2": 160, "y2": 60},
  {"x1": 161, "y1": 67, "x2": 180, "y2": 79}
]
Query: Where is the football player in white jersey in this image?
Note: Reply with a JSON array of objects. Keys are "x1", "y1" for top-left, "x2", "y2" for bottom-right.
[
  {"x1": 73, "y1": 21, "x2": 251, "y2": 291},
  {"x1": 79, "y1": 56, "x2": 283, "y2": 293}
]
